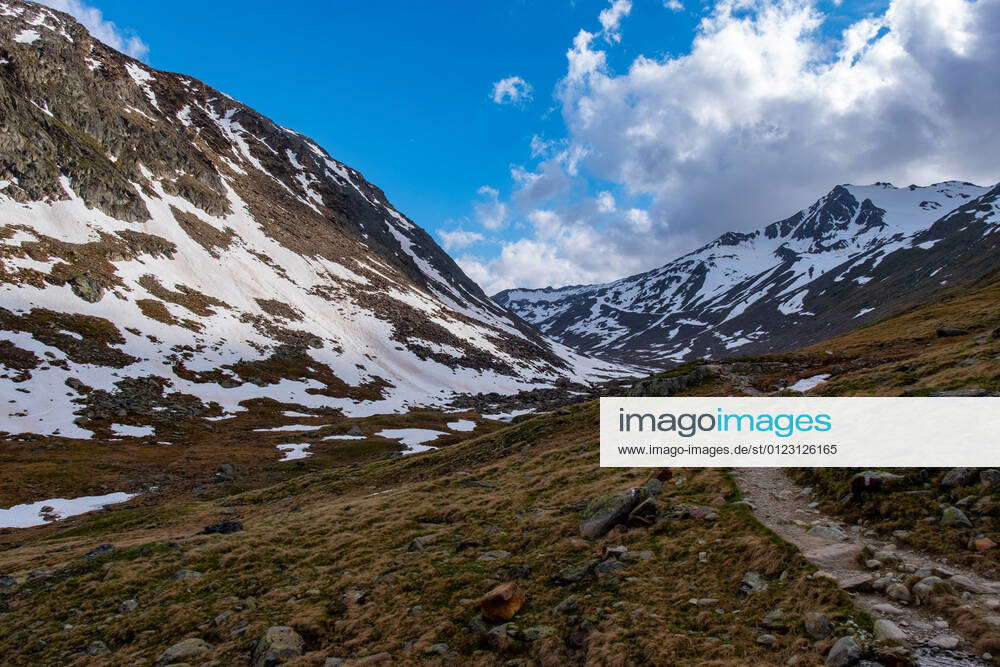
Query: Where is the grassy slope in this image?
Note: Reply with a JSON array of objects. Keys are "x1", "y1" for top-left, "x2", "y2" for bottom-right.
[{"x1": 0, "y1": 403, "x2": 862, "y2": 666}]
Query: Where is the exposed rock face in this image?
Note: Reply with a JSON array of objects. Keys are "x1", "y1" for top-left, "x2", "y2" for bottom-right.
[
  {"x1": 0, "y1": 0, "x2": 622, "y2": 438},
  {"x1": 497, "y1": 181, "x2": 1000, "y2": 368}
]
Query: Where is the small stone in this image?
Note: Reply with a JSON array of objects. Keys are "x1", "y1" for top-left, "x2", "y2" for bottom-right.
[
  {"x1": 874, "y1": 619, "x2": 905, "y2": 642},
  {"x1": 826, "y1": 636, "x2": 861, "y2": 666},
  {"x1": 941, "y1": 506, "x2": 973, "y2": 528},
  {"x1": 974, "y1": 537, "x2": 997, "y2": 551},
  {"x1": 872, "y1": 602, "x2": 904, "y2": 615},
  {"x1": 762, "y1": 608, "x2": 787, "y2": 630},
  {"x1": 85, "y1": 640, "x2": 109, "y2": 655},
  {"x1": 594, "y1": 559, "x2": 628, "y2": 574},
  {"x1": 928, "y1": 635, "x2": 960, "y2": 649},
  {"x1": 84, "y1": 544, "x2": 115, "y2": 560},
  {"x1": 739, "y1": 571, "x2": 769, "y2": 594},
  {"x1": 936, "y1": 327, "x2": 970, "y2": 338},
  {"x1": 118, "y1": 599, "x2": 138, "y2": 613},
  {"x1": 478, "y1": 550, "x2": 511, "y2": 562},
  {"x1": 423, "y1": 643, "x2": 449, "y2": 655},
  {"x1": 804, "y1": 611, "x2": 832, "y2": 639},
  {"x1": 757, "y1": 633, "x2": 777, "y2": 646},
  {"x1": 172, "y1": 569, "x2": 203, "y2": 581},
  {"x1": 885, "y1": 583, "x2": 912, "y2": 602},
  {"x1": 252, "y1": 626, "x2": 305, "y2": 667},
  {"x1": 838, "y1": 573, "x2": 874, "y2": 592},
  {"x1": 480, "y1": 582, "x2": 526, "y2": 621},
  {"x1": 198, "y1": 521, "x2": 244, "y2": 535},
  {"x1": 554, "y1": 596, "x2": 579, "y2": 614},
  {"x1": 155, "y1": 638, "x2": 211, "y2": 666},
  {"x1": 807, "y1": 524, "x2": 849, "y2": 541}
]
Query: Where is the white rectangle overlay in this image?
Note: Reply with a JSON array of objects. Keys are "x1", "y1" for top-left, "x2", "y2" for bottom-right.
[{"x1": 600, "y1": 397, "x2": 1000, "y2": 467}]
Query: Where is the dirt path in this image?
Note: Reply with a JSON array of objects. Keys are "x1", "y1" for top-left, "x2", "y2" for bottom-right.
[{"x1": 733, "y1": 468, "x2": 999, "y2": 666}]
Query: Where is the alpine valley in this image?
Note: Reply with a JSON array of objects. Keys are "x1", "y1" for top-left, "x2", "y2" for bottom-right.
[{"x1": 5, "y1": 3, "x2": 1000, "y2": 667}]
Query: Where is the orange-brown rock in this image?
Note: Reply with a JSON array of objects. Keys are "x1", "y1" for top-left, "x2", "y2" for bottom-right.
[
  {"x1": 480, "y1": 582, "x2": 526, "y2": 621},
  {"x1": 973, "y1": 537, "x2": 997, "y2": 551}
]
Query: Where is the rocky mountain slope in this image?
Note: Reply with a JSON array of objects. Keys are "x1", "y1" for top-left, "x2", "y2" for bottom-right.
[
  {"x1": 0, "y1": 0, "x2": 621, "y2": 440},
  {"x1": 496, "y1": 181, "x2": 1000, "y2": 367}
]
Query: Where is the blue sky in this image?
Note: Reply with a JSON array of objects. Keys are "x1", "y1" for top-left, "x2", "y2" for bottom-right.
[{"x1": 43, "y1": 0, "x2": 1000, "y2": 294}]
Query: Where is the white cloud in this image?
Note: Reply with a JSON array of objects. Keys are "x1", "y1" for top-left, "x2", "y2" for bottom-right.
[
  {"x1": 473, "y1": 185, "x2": 509, "y2": 230},
  {"x1": 490, "y1": 76, "x2": 533, "y2": 105},
  {"x1": 471, "y1": 0, "x2": 1000, "y2": 292},
  {"x1": 663, "y1": 0, "x2": 684, "y2": 11},
  {"x1": 599, "y1": 0, "x2": 633, "y2": 43},
  {"x1": 597, "y1": 190, "x2": 616, "y2": 212},
  {"x1": 38, "y1": 0, "x2": 148, "y2": 59},
  {"x1": 437, "y1": 229, "x2": 484, "y2": 251}
]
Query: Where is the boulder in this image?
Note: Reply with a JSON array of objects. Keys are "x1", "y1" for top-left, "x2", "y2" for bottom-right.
[
  {"x1": 826, "y1": 636, "x2": 861, "y2": 666},
  {"x1": 928, "y1": 635, "x2": 960, "y2": 649},
  {"x1": 941, "y1": 506, "x2": 973, "y2": 528},
  {"x1": 480, "y1": 582, "x2": 526, "y2": 621},
  {"x1": 912, "y1": 576, "x2": 955, "y2": 605},
  {"x1": 973, "y1": 537, "x2": 997, "y2": 551},
  {"x1": 762, "y1": 608, "x2": 787, "y2": 631},
  {"x1": 252, "y1": 626, "x2": 305, "y2": 667},
  {"x1": 981, "y1": 470, "x2": 1000, "y2": 485},
  {"x1": 804, "y1": 611, "x2": 832, "y2": 639},
  {"x1": 70, "y1": 275, "x2": 104, "y2": 303},
  {"x1": 873, "y1": 619, "x2": 905, "y2": 642},
  {"x1": 739, "y1": 571, "x2": 769, "y2": 594},
  {"x1": 579, "y1": 487, "x2": 650, "y2": 539},
  {"x1": 837, "y1": 573, "x2": 873, "y2": 592},
  {"x1": 885, "y1": 583, "x2": 911, "y2": 603},
  {"x1": 941, "y1": 467, "x2": 980, "y2": 488},
  {"x1": 155, "y1": 638, "x2": 211, "y2": 666}
]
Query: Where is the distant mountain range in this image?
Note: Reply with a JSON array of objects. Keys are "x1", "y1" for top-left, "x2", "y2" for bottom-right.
[
  {"x1": 0, "y1": 0, "x2": 620, "y2": 438},
  {"x1": 496, "y1": 181, "x2": 1000, "y2": 367}
]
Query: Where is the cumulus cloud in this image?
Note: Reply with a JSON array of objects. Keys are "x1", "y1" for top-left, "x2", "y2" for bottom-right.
[
  {"x1": 490, "y1": 76, "x2": 533, "y2": 105},
  {"x1": 437, "y1": 229, "x2": 484, "y2": 251},
  {"x1": 663, "y1": 0, "x2": 684, "y2": 11},
  {"x1": 598, "y1": 0, "x2": 633, "y2": 42},
  {"x1": 468, "y1": 0, "x2": 1000, "y2": 293},
  {"x1": 38, "y1": 0, "x2": 148, "y2": 59},
  {"x1": 473, "y1": 186, "x2": 509, "y2": 230}
]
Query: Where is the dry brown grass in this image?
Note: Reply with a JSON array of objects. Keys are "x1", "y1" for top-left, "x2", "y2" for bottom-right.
[{"x1": 0, "y1": 404, "x2": 863, "y2": 666}]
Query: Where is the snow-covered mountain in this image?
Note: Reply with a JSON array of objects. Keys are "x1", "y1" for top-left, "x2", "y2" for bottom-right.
[
  {"x1": 0, "y1": 0, "x2": 621, "y2": 438},
  {"x1": 497, "y1": 181, "x2": 1000, "y2": 367}
]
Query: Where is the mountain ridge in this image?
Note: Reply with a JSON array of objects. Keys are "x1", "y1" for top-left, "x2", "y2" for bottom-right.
[
  {"x1": 0, "y1": 0, "x2": 621, "y2": 439},
  {"x1": 496, "y1": 180, "x2": 999, "y2": 367}
]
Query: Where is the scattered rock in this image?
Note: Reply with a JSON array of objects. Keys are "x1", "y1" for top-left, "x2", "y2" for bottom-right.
[
  {"x1": 252, "y1": 626, "x2": 305, "y2": 667},
  {"x1": 424, "y1": 643, "x2": 449, "y2": 655},
  {"x1": 757, "y1": 633, "x2": 777, "y2": 646},
  {"x1": 739, "y1": 571, "x2": 769, "y2": 594},
  {"x1": 912, "y1": 576, "x2": 955, "y2": 605},
  {"x1": 70, "y1": 275, "x2": 104, "y2": 303},
  {"x1": 83, "y1": 544, "x2": 114, "y2": 560},
  {"x1": 118, "y1": 599, "x2": 138, "y2": 613},
  {"x1": 871, "y1": 603, "x2": 904, "y2": 615},
  {"x1": 85, "y1": 640, "x2": 110, "y2": 655},
  {"x1": 949, "y1": 574, "x2": 990, "y2": 594},
  {"x1": 807, "y1": 524, "x2": 849, "y2": 541},
  {"x1": 0, "y1": 575, "x2": 15, "y2": 588},
  {"x1": 478, "y1": 550, "x2": 511, "y2": 562},
  {"x1": 579, "y1": 487, "x2": 650, "y2": 539},
  {"x1": 554, "y1": 559, "x2": 598, "y2": 584},
  {"x1": 554, "y1": 596, "x2": 578, "y2": 614},
  {"x1": 941, "y1": 467, "x2": 980, "y2": 488},
  {"x1": 762, "y1": 609, "x2": 787, "y2": 631},
  {"x1": 172, "y1": 570, "x2": 203, "y2": 581},
  {"x1": 928, "y1": 635, "x2": 960, "y2": 649},
  {"x1": 804, "y1": 611, "x2": 832, "y2": 640},
  {"x1": 974, "y1": 537, "x2": 997, "y2": 551},
  {"x1": 837, "y1": 573, "x2": 874, "y2": 592},
  {"x1": 198, "y1": 521, "x2": 244, "y2": 535},
  {"x1": 937, "y1": 327, "x2": 970, "y2": 337},
  {"x1": 885, "y1": 583, "x2": 911, "y2": 603},
  {"x1": 407, "y1": 534, "x2": 435, "y2": 551},
  {"x1": 873, "y1": 619, "x2": 905, "y2": 642},
  {"x1": 155, "y1": 638, "x2": 211, "y2": 666},
  {"x1": 826, "y1": 636, "x2": 861, "y2": 667},
  {"x1": 480, "y1": 582, "x2": 526, "y2": 621},
  {"x1": 980, "y1": 470, "x2": 1000, "y2": 485},
  {"x1": 941, "y1": 506, "x2": 973, "y2": 528}
]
